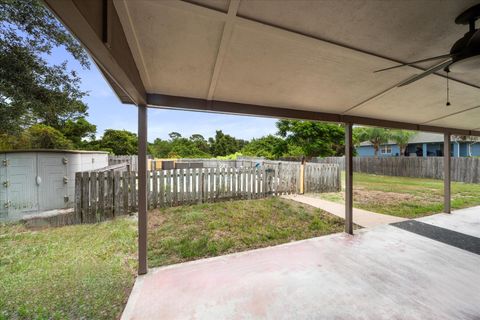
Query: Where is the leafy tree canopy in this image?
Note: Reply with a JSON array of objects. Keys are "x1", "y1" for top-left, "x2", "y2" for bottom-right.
[
  {"x1": 241, "y1": 135, "x2": 288, "y2": 160},
  {"x1": 61, "y1": 117, "x2": 97, "y2": 147},
  {"x1": 97, "y1": 129, "x2": 138, "y2": 155},
  {"x1": 209, "y1": 130, "x2": 248, "y2": 157},
  {"x1": 0, "y1": 0, "x2": 90, "y2": 135},
  {"x1": 355, "y1": 127, "x2": 391, "y2": 156},
  {"x1": 389, "y1": 130, "x2": 414, "y2": 155},
  {"x1": 277, "y1": 120, "x2": 345, "y2": 158}
]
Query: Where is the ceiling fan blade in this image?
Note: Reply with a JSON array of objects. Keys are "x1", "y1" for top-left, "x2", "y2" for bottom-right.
[
  {"x1": 374, "y1": 54, "x2": 451, "y2": 72},
  {"x1": 397, "y1": 58, "x2": 453, "y2": 87}
]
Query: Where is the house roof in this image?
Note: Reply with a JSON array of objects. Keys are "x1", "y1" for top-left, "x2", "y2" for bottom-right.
[
  {"x1": 44, "y1": 0, "x2": 480, "y2": 136},
  {"x1": 359, "y1": 132, "x2": 452, "y2": 147}
]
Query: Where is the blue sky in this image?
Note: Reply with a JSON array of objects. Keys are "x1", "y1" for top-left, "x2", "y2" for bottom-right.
[{"x1": 47, "y1": 47, "x2": 278, "y2": 142}]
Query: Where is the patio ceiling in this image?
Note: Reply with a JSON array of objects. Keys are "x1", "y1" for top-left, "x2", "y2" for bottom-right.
[{"x1": 45, "y1": 0, "x2": 480, "y2": 135}]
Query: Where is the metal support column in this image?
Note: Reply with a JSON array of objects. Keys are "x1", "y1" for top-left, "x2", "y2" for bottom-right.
[
  {"x1": 138, "y1": 105, "x2": 148, "y2": 274},
  {"x1": 444, "y1": 133, "x2": 451, "y2": 214},
  {"x1": 345, "y1": 123, "x2": 353, "y2": 234}
]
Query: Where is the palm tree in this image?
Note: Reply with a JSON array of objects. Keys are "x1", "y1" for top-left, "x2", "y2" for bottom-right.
[
  {"x1": 356, "y1": 127, "x2": 391, "y2": 156},
  {"x1": 390, "y1": 130, "x2": 414, "y2": 156}
]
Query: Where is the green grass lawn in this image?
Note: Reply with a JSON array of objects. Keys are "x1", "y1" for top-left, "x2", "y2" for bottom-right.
[
  {"x1": 314, "y1": 172, "x2": 480, "y2": 218},
  {"x1": 147, "y1": 197, "x2": 346, "y2": 267},
  {"x1": 0, "y1": 218, "x2": 137, "y2": 320},
  {"x1": 0, "y1": 197, "x2": 343, "y2": 319}
]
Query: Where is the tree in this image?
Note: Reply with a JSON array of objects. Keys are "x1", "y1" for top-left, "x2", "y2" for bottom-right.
[
  {"x1": 24, "y1": 124, "x2": 73, "y2": 149},
  {"x1": 150, "y1": 138, "x2": 172, "y2": 158},
  {"x1": 276, "y1": 120, "x2": 345, "y2": 158},
  {"x1": 241, "y1": 135, "x2": 288, "y2": 159},
  {"x1": 209, "y1": 130, "x2": 247, "y2": 157},
  {"x1": 61, "y1": 117, "x2": 97, "y2": 147},
  {"x1": 356, "y1": 127, "x2": 391, "y2": 156},
  {"x1": 98, "y1": 129, "x2": 137, "y2": 155},
  {"x1": 169, "y1": 137, "x2": 210, "y2": 158},
  {"x1": 168, "y1": 132, "x2": 182, "y2": 140},
  {"x1": 0, "y1": 0, "x2": 90, "y2": 135},
  {"x1": 189, "y1": 134, "x2": 209, "y2": 154},
  {"x1": 390, "y1": 130, "x2": 414, "y2": 156}
]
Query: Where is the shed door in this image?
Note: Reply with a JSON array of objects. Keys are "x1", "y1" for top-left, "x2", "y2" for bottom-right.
[
  {"x1": 38, "y1": 154, "x2": 68, "y2": 211},
  {"x1": 7, "y1": 153, "x2": 38, "y2": 219},
  {"x1": 0, "y1": 154, "x2": 6, "y2": 219}
]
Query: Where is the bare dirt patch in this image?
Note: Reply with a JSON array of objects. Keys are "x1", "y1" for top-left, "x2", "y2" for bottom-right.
[{"x1": 354, "y1": 189, "x2": 418, "y2": 205}]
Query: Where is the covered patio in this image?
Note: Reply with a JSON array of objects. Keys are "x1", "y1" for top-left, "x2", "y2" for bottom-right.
[
  {"x1": 44, "y1": 0, "x2": 480, "y2": 318},
  {"x1": 121, "y1": 206, "x2": 480, "y2": 319}
]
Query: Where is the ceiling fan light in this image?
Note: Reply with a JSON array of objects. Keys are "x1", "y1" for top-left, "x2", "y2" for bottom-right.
[{"x1": 449, "y1": 54, "x2": 480, "y2": 73}]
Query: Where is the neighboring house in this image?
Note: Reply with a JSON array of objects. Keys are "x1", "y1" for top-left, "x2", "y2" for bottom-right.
[{"x1": 357, "y1": 132, "x2": 480, "y2": 157}]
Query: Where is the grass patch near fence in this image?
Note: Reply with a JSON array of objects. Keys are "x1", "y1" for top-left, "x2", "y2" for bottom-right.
[
  {"x1": 1, "y1": 197, "x2": 344, "y2": 319},
  {"x1": 315, "y1": 172, "x2": 480, "y2": 218},
  {"x1": 148, "y1": 197, "x2": 346, "y2": 267},
  {"x1": 0, "y1": 218, "x2": 137, "y2": 320}
]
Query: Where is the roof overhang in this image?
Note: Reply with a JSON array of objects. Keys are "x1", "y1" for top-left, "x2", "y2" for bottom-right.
[{"x1": 44, "y1": 0, "x2": 480, "y2": 136}]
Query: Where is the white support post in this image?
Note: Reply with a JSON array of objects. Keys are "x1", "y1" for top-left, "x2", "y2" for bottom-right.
[
  {"x1": 345, "y1": 123, "x2": 353, "y2": 234},
  {"x1": 444, "y1": 133, "x2": 451, "y2": 214},
  {"x1": 138, "y1": 105, "x2": 148, "y2": 274}
]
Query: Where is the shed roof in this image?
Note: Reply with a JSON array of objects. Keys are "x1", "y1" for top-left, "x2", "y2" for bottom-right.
[
  {"x1": 44, "y1": 0, "x2": 480, "y2": 136},
  {"x1": 0, "y1": 149, "x2": 109, "y2": 154}
]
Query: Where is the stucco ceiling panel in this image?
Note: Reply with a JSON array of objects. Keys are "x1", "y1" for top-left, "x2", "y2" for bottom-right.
[
  {"x1": 213, "y1": 20, "x2": 416, "y2": 113},
  {"x1": 123, "y1": 0, "x2": 225, "y2": 98},
  {"x1": 237, "y1": 0, "x2": 480, "y2": 87},
  {"x1": 347, "y1": 76, "x2": 480, "y2": 128},
  {"x1": 425, "y1": 107, "x2": 480, "y2": 130}
]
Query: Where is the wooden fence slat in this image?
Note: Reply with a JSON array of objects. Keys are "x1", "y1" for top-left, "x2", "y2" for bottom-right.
[
  {"x1": 185, "y1": 168, "x2": 191, "y2": 204},
  {"x1": 122, "y1": 171, "x2": 129, "y2": 215},
  {"x1": 98, "y1": 172, "x2": 105, "y2": 220},
  {"x1": 193, "y1": 169, "x2": 197, "y2": 204},
  {"x1": 159, "y1": 170, "x2": 165, "y2": 207},
  {"x1": 81, "y1": 172, "x2": 89, "y2": 223},
  {"x1": 202, "y1": 169, "x2": 207, "y2": 203},
  {"x1": 172, "y1": 169, "x2": 178, "y2": 206},
  {"x1": 90, "y1": 172, "x2": 97, "y2": 222},
  {"x1": 146, "y1": 171, "x2": 152, "y2": 210},
  {"x1": 113, "y1": 171, "x2": 121, "y2": 217},
  {"x1": 106, "y1": 171, "x2": 113, "y2": 218},
  {"x1": 152, "y1": 170, "x2": 158, "y2": 209},
  {"x1": 74, "y1": 172, "x2": 82, "y2": 223},
  {"x1": 209, "y1": 168, "x2": 215, "y2": 202}
]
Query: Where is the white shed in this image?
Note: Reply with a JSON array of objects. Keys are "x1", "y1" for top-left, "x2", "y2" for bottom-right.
[{"x1": 0, "y1": 150, "x2": 108, "y2": 222}]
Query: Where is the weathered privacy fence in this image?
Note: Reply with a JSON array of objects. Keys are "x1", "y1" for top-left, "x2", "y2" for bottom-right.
[
  {"x1": 315, "y1": 156, "x2": 480, "y2": 183},
  {"x1": 74, "y1": 162, "x2": 340, "y2": 222}
]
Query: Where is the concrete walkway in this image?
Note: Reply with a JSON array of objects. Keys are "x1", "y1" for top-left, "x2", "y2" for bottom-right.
[
  {"x1": 121, "y1": 206, "x2": 480, "y2": 319},
  {"x1": 282, "y1": 194, "x2": 407, "y2": 227}
]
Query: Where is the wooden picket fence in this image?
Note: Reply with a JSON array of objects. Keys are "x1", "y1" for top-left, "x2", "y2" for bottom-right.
[{"x1": 74, "y1": 162, "x2": 340, "y2": 223}]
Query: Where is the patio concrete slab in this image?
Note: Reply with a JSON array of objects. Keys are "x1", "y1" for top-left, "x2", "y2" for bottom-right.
[
  {"x1": 417, "y1": 205, "x2": 480, "y2": 238},
  {"x1": 122, "y1": 207, "x2": 480, "y2": 320},
  {"x1": 282, "y1": 194, "x2": 407, "y2": 227}
]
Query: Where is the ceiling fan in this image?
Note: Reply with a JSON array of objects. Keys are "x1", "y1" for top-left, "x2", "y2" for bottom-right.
[{"x1": 375, "y1": 3, "x2": 480, "y2": 87}]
